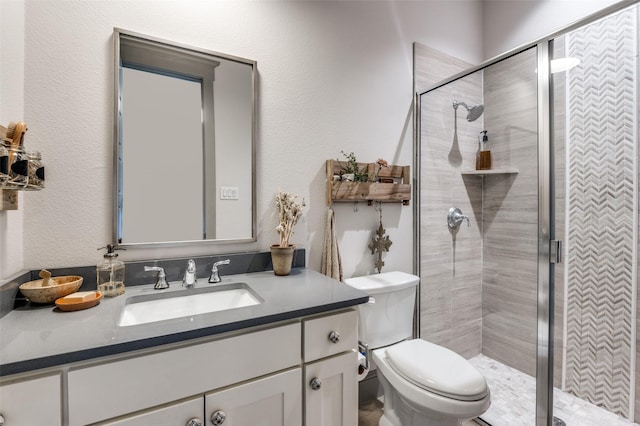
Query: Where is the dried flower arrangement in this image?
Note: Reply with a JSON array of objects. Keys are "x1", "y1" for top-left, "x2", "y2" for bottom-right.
[
  {"x1": 275, "y1": 191, "x2": 305, "y2": 248},
  {"x1": 375, "y1": 158, "x2": 388, "y2": 181}
]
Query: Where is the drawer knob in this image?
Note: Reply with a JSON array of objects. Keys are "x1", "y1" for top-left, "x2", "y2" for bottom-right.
[
  {"x1": 211, "y1": 410, "x2": 227, "y2": 425},
  {"x1": 310, "y1": 377, "x2": 322, "y2": 390},
  {"x1": 187, "y1": 418, "x2": 203, "y2": 426},
  {"x1": 328, "y1": 331, "x2": 341, "y2": 343}
]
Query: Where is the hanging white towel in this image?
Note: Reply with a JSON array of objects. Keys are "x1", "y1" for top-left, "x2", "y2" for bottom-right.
[{"x1": 321, "y1": 208, "x2": 343, "y2": 281}]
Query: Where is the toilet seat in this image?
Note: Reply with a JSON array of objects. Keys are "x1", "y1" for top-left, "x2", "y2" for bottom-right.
[{"x1": 385, "y1": 340, "x2": 488, "y2": 401}]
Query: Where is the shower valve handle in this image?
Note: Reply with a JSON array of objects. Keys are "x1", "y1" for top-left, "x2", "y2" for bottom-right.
[{"x1": 448, "y1": 207, "x2": 470, "y2": 229}]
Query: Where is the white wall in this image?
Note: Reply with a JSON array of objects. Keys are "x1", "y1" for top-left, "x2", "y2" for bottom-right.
[
  {"x1": 1, "y1": 0, "x2": 630, "y2": 281},
  {"x1": 0, "y1": 0, "x2": 25, "y2": 280},
  {"x1": 0, "y1": 0, "x2": 484, "y2": 280},
  {"x1": 482, "y1": 0, "x2": 625, "y2": 60}
]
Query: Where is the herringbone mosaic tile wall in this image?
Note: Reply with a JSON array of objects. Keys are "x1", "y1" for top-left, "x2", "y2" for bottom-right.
[{"x1": 563, "y1": 7, "x2": 638, "y2": 419}]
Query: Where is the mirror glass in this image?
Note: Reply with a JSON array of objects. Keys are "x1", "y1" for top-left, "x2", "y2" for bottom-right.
[{"x1": 114, "y1": 29, "x2": 256, "y2": 246}]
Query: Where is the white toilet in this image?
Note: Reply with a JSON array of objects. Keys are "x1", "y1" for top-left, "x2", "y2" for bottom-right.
[{"x1": 344, "y1": 271, "x2": 490, "y2": 426}]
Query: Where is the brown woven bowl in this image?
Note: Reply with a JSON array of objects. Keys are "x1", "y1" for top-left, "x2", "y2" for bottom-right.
[{"x1": 19, "y1": 276, "x2": 83, "y2": 304}]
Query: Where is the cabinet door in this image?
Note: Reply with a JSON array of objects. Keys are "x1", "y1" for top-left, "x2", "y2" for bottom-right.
[
  {"x1": 0, "y1": 374, "x2": 61, "y2": 426},
  {"x1": 304, "y1": 351, "x2": 357, "y2": 426},
  {"x1": 205, "y1": 368, "x2": 301, "y2": 426},
  {"x1": 100, "y1": 396, "x2": 202, "y2": 426}
]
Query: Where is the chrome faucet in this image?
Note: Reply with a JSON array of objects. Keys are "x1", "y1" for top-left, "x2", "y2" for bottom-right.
[
  {"x1": 183, "y1": 259, "x2": 197, "y2": 288},
  {"x1": 144, "y1": 266, "x2": 169, "y2": 289},
  {"x1": 209, "y1": 259, "x2": 230, "y2": 283}
]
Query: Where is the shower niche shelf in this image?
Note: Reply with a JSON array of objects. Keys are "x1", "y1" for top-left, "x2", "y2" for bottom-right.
[
  {"x1": 461, "y1": 168, "x2": 519, "y2": 176},
  {"x1": 326, "y1": 159, "x2": 411, "y2": 206}
]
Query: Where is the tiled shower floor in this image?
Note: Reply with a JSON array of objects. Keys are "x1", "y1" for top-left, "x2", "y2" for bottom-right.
[
  {"x1": 358, "y1": 354, "x2": 638, "y2": 426},
  {"x1": 469, "y1": 354, "x2": 639, "y2": 426}
]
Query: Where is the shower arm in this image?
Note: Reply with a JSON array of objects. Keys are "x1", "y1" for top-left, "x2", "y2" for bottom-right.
[{"x1": 452, "y1": 100, "x2": 470, "y2": 111}]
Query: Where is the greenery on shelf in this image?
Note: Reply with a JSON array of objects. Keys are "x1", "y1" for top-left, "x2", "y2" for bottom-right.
[{"x1": 340, "y1": 151, "x2": 369, "y2": 182}]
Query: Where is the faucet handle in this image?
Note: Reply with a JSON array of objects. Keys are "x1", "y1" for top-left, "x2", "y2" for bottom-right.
[
  {"x1": 209, "y1": 259, "x2": 230, "y2": 283},
  {"x1": 145, "y1": 266, "x2": 169, "y2": 290},
  {"x1": 213, "y1": 259, "x2": 231, "y2": 268},
  {"x1": 447, "y1": 207, "x2": 470, "y2": 229}
]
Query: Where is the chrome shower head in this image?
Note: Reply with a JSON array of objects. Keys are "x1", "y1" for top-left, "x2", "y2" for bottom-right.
[{"x1": 453, "y1": 100, "x2": 484, "y2": 122}]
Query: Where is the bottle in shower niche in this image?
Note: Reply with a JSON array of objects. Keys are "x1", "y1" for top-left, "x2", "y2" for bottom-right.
[
  {"x1": 97, "y1": 244, "x2": 125, "y2": 297},
  {"x1": 478, "y1": 130, "x2": 492, "y2": 170}
]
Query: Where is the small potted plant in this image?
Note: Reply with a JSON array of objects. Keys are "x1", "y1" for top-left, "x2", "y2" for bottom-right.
[
  {"x1": 271, "y1": 190, "x2": 305, "y2": 275},
  {"x1": 340, "y1": 151, "x2": 368, "y2": 182}
]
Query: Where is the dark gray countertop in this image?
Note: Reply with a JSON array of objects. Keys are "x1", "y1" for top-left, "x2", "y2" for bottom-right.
[{"x1": 0, "y1": 268, "x2": 368, "y2": 377}]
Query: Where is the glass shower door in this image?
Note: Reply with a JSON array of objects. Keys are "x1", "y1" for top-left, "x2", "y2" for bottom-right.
[{"x1": 418, "y1": 45, "x2": 541, "y2": 425}]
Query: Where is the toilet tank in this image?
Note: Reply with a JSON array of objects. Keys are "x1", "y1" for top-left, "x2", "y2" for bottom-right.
[{"x1": 344, "y1": 271, "x2": 419, "y2": 350}]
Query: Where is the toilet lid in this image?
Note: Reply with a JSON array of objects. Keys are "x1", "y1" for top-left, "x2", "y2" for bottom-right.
[{"x1": 386, "y1": 340, "x2": 488, "y2": 401}]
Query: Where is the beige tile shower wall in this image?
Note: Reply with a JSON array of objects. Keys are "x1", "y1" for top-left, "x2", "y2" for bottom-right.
[
  {"x1": 416, "y1": 43, "x2": 484, "y2": 359},
  {"x1": 481, "y1": 47, "x2": 539, "y2": 376}
]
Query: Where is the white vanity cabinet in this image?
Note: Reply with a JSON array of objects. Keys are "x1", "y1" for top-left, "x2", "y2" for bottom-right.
[
  {"x1": 101, "y1": 369, "x2": 301, "y2": 426},
  {"x1": 303, "y1": 310, "x2": 358, "y2": 426},
  {"x1": 0, "y1": 308, "x2": 360, "y2": 426},
  {"x1": 0, "y1": 373, "x2": 61, "y2": 426},
  {"x1": 68, "y1": 323, "x2": 301, "y2": 426}
]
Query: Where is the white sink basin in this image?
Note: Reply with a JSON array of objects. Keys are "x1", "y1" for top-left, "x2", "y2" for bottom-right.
[{"x1": 118, "y1": 283, "x2": 262, "y2": 327}]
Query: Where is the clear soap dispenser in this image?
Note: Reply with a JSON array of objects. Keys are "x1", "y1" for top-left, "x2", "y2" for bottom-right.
[
  {"x1": 478, "y1": 130, "x2": 492, "y2": 170},
  {"x1": 97, "y1": 244, "x2": 125, "y2": 297}
]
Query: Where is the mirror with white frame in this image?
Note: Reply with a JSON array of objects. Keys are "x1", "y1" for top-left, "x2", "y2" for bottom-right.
[{"x1": 114, "y1": 29, "x2": 256, "y2": 247}]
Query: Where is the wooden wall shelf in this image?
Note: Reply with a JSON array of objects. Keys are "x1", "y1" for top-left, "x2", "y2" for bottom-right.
[{"x1": 326, "y1": 159, "x2": 411, "y2": 206}]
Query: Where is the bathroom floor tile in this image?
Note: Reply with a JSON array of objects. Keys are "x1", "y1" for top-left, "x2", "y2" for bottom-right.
[
  {"x1": 469, "y1": 354, "x2": 639, "y2": 426},
  {"x1": 358, "y1": 399, "x2": 383, "y2": 426},
  {"x1": 357, "y1": 398, "x2": 481, "y2": 425}
]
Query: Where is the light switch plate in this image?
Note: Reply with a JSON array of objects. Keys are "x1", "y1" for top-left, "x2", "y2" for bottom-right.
[{"x1": 220, "y1": 186, "x2": 239, "y2": 200}]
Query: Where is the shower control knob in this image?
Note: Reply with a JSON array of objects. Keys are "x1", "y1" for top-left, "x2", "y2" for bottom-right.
[
  {"x1": 447, "y1": 207, "x2": 470, "y2": 229},
  {"x1": 328, "y1": 331, "x2": 341, "y2": 343},
  {"x1": 210, "y1": 410, "x2": 226, "y2": 425},
  {"x1": 186, "y1": 417, "x2": 203, "y2": 426},
  {"x1": 310, "y1": 377, "x2": 322, "y2": 390}
]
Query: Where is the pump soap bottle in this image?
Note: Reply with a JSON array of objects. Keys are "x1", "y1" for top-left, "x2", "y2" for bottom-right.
[
  {"x1": 97, "y1": 244, "x2": 125, "y2": 297},
  {"x1": 478, "y1": 130, "x2": 492, "y2": 170}
]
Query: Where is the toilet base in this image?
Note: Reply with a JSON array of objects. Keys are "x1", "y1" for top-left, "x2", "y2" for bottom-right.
[
  {"x1": 379, "y1": 413, "x2": 462, "y2": 426},
  {"x1": 378, "y1": 387, "x2": 463, "y2": 426},
  {"x1": 377, "y1": 361, "x2": 481, "y2": 426}
]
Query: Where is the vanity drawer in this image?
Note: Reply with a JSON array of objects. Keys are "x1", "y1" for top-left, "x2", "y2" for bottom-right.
[
  {"x1": 68, "y1": 322, "x2": 301, "y2": 426},
  {"x1": 303, "y1": 309, "x2": 357, "y2": 362}
]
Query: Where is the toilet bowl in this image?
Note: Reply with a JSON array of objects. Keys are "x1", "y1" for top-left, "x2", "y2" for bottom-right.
[
  {"x1": 373, "y1": 340, "x2": 490, "y2": 426},
  {"x1": 344, "y1": 272, "x2": 490, "y2": 426}
]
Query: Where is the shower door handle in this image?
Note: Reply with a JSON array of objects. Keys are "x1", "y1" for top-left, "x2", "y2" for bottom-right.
[{"x1": 550, "y1": 240, "x2": 562, "y2": 264}]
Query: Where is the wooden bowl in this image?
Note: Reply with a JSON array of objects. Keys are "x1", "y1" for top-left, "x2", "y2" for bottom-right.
[{"x1": 19, "y1": 276, "x2": 83, "y2": 304}]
